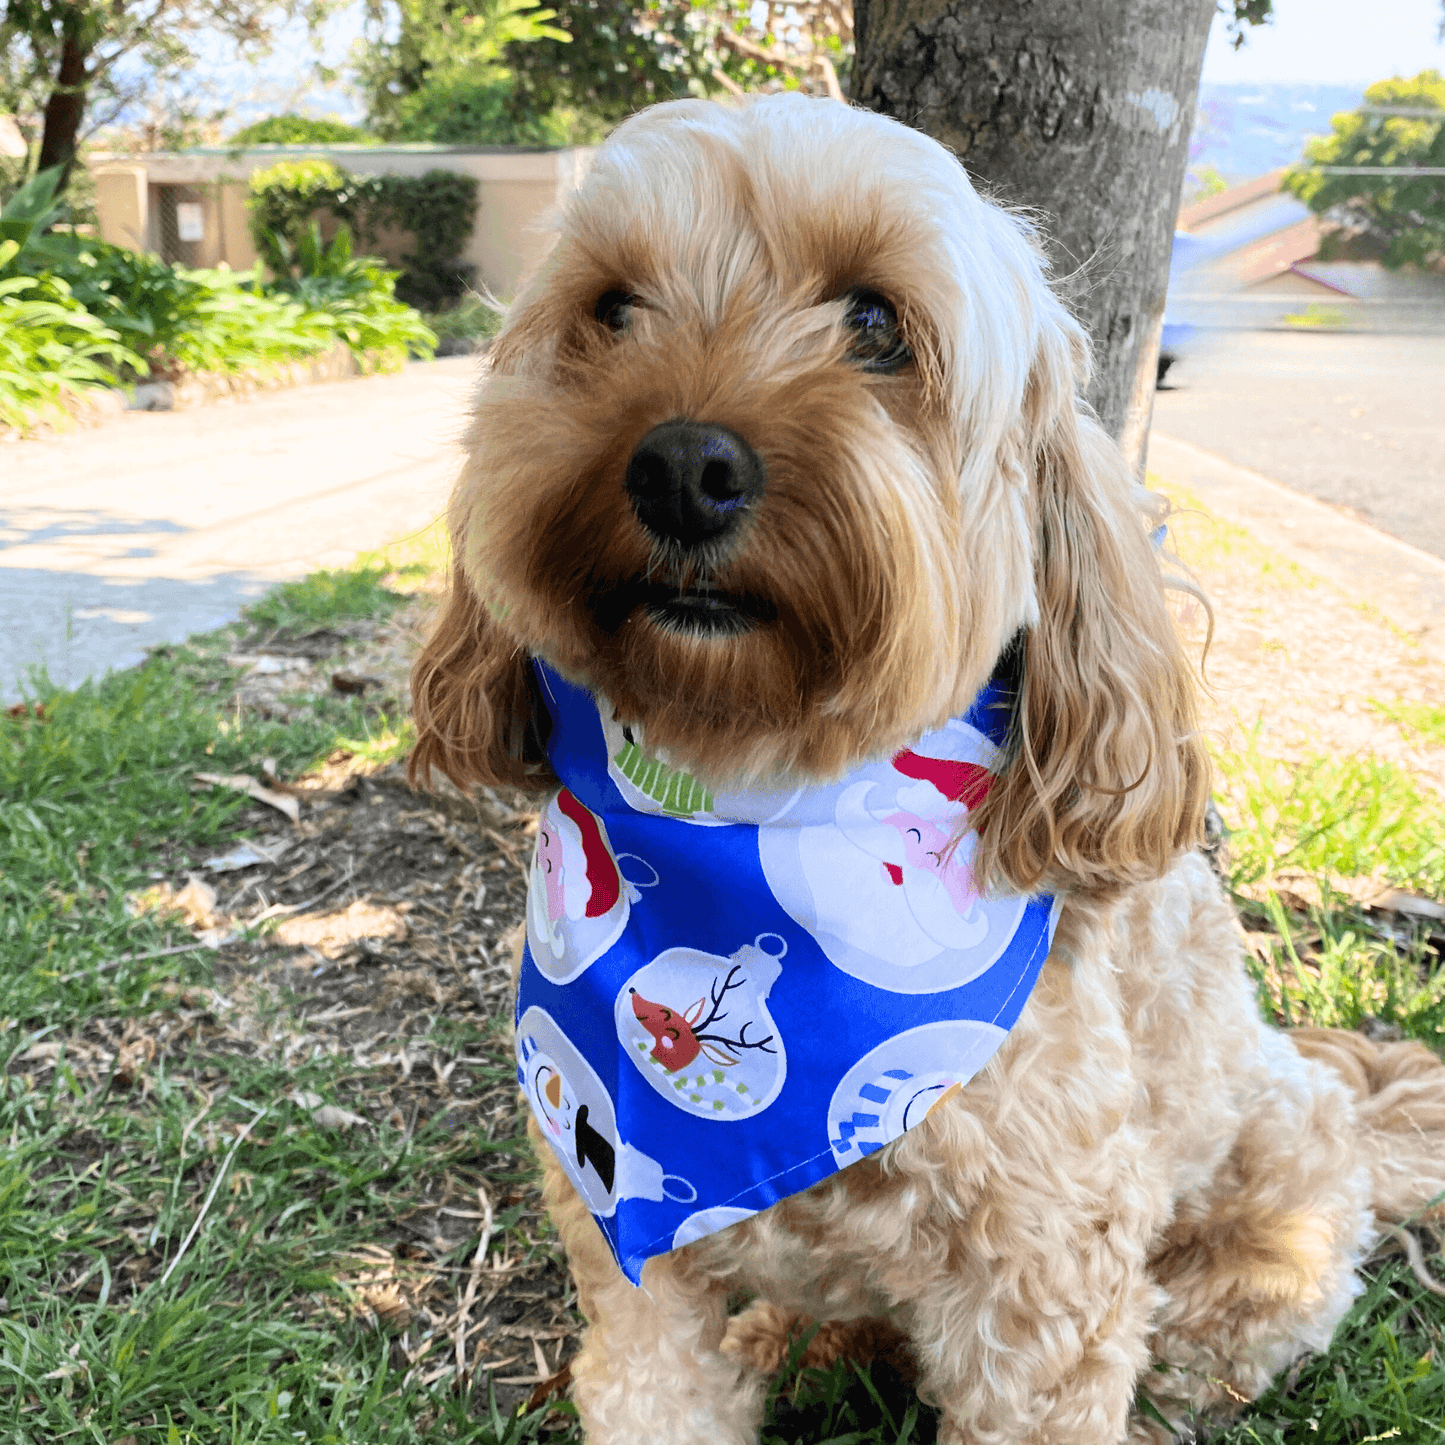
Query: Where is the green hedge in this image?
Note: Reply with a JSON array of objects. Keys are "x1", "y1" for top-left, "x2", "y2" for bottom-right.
[
  {"x1": 247, "y1": 161, "x2": 480, "y2": 310},
  {"x1": 1, "y1": 169, "x2": 437, "y2": 433}
]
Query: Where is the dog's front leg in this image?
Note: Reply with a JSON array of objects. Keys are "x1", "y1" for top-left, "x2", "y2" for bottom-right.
[
  {"x1": 894, "y1": 1191, "x2": 1160, "y2": 1445},
  {"x1": 532, "y1": 1118, "x2": 764, "y2": 1445}
]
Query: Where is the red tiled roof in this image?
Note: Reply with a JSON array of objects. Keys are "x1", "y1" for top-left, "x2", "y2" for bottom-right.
[{"x1": 1178, "y1": 169, "x2": 1286, "y2": 230}]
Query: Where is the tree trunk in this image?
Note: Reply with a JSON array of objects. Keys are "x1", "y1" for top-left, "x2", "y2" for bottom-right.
[
  {"x1": 851, "y1": 0, "x2": 1214, "y2": 473},
  {"x1": 37, "y1": 10, "x2": 91, "y2": 188}
]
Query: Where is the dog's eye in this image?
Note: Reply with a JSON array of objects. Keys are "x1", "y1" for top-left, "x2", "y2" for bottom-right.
[
  {"x1": 842, "y1": 287, "x2": 912, "y2": 374},
  {"x1": 594, "y1": 289, "x2": 638, "y2": 334}
]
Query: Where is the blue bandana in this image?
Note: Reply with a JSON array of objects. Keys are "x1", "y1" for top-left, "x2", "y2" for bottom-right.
[{"x1": 515, "y1": 658, "x2": 1058, "y2": 1284}]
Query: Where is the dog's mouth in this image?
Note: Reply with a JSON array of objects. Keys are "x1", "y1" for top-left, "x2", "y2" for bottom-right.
[{"x1": 590, "y1": 580, "x2": 777, "y2": 637}]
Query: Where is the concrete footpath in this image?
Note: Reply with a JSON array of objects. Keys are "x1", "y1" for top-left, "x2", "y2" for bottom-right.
[
  {"x1": 1149, "y1": 429, "x2": 1445, "y2": 670},
  {"x1": 0, "y1": 357, "x2": 476, "y2": 703}
]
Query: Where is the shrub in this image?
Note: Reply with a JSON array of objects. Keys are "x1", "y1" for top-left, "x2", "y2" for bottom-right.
[
  {"x1": 265, "y1": 223, "x2": 437, "y2": 358},
  {"x1": 246, "y1": 161, "x2": 480, "y2": 310},
  {"x1": 2, "y1": 233, "x2": 435, "y2": 431},
  {"x1": 229, "y1": 114, "x2": 375, "y2": 147},
  {"x1": 1284, "y1": 70, "x2": 1445, "y2": 269},
  {"x1": 424, "y1": 295, "x2": 502, "y2": 353},
  {"x1": 0, "y1": 263, "x2": 144, "y2": 429},
  {"x1": 245, "y1": 159, "x2": 353, "y2": 273}
]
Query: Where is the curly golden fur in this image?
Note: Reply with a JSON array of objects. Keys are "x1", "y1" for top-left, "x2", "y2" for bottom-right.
[{"x1": 409, "y1": 95, "x2": 1445, "y2": 1444}]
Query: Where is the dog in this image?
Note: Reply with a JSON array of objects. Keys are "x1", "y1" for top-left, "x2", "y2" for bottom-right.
[{"x1": 409, "y1": 94, "x2": 1445, "y2": 1445}]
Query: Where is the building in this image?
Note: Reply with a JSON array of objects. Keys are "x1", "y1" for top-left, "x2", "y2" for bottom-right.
[
  {"x1": 90, "y1": 144, "x2": 594, "y2": 298},
  {"x1": 1170, "y1": 171, "x2": 1445, "y2": 331}
]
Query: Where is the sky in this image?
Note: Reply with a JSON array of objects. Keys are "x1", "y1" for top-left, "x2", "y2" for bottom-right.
[{"x1": 1201, "y1": 0, "x2": 1445, "y2": 87}]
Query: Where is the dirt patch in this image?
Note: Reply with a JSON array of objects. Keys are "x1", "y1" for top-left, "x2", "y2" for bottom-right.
[{"x1": 119, "y1": 597, "x2": 580, "y2": 1414}]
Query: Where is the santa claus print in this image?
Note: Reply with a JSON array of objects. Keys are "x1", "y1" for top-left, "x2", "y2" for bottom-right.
[
  {"x1": 758, "y1": 719, "x2": 1027, "y2": 993},
  {"x1": 527, "y1": 788, "x2": 648, "y2": 983}
]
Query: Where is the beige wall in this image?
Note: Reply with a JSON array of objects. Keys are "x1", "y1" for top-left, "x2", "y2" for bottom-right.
[
  {"x1": 93, "y1": 166, "x2": 148, "y2": 250},
  {"x1": 88, "y1": 145, "x2": 593, "y2": 297}
]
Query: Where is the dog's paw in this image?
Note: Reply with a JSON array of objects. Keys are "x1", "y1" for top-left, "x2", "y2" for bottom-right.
[{"x1": 721, "y1": 1302, "x2": 914, "y2": 1380}]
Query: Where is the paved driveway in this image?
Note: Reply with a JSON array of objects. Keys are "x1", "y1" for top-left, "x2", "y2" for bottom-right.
[
  {"x1": 0, "y1": 357, "x2": 477, "y2": 702},
  {"x1": 1152, "y1": 330, "x2": 1445, "y2": 562}
]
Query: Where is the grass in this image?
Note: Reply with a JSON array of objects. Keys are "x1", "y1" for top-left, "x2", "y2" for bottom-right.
[
  {"x1": 2, "y1": 554, "x2": 1443, "y2": 1444},
  {"x1": 0, "y1": 564, "x2": 552, "y2": 1443},
  {"x1": 243, "y1": 562, "x2": 419, "y2": 634},
  {"x1": 1216, "y1": 732, "x2": 1445, "y2": 901},
  {"x1": 1373, "y1": 699, "x2": 1445, "y2": 749}
]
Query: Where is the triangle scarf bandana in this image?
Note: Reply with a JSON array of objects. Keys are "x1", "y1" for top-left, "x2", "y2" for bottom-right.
[{"x1": 515, "y1": 657, "x2": 1058, "y2": 1284}]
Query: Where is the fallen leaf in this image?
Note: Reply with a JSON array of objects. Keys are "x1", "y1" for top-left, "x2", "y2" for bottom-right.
[
  {"x1": 172, "y1": 877, "x2": 218, "y2": 929},
  {"x1": 113, "y1": 1038, "x2": 155, "y2": 1087},
  {"x1": 331, "y1": 671, "x2": 382, "y2": 695},
  {"x1": 526, "y1": 1362, "x2": 573, "y2": 1413},
  {"x1": 202, "y1": 838, "x2": 293, "y2": 872},
  {"x1": 314, "y1": 1103, "x2": 369, "y2": 1130},
  {"x1": 288, "y1": 1090, "x2": 368, "y2": 1131},
  {"x1": 275, "y1": 899, "x2": 407, "y2": 959},
  {"x1": 1372, "y1": 889, "x2": 1445, "y2": 923},
  {"x1": 194, "y1": 772, "x2": 300, "y2": 824},
  {"x1": 360, "y1": 1281, "x2": 411, "y2": 1328},
  {"x1": 225, "y1": 654, "x2": 312, "y2": 676}
]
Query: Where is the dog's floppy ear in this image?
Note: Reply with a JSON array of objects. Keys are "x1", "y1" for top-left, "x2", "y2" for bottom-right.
[
  {"x1": 973, "y1": 329, "x2": 1209, "y2": 895},
  {"x1": 408, "y1": 565, "x2": 556, "y2": 795}
]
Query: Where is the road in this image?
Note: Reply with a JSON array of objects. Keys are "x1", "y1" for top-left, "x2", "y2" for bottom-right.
[
  {"x1": 1151, "y1": 330, "x2": 1445, "y2": 562},
  {"x1": 0, "y1": 357, "x2": 476, "y2": 703}
]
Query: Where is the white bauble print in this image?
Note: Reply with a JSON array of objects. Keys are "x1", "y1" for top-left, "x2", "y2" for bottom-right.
[
  {"x1": 517, "y1": 1006, "x2": 696, "y2": 1217},
  {"x1": 826, "y1": 1019, "x2": 1008, "y2": 1168}
]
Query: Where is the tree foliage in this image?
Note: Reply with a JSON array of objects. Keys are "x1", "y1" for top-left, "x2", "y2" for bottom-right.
[
  {"x1": 357, "y1": 0, "x2": 575, "y2": 142},
  {"x1": 1283, "y1": 70, "x2": 1445, "y2": 269},
  {"x1": 229, "y1": 113, "x2": 375, "y2": 146},
  {"x1": 498, "y1": 0, "x2": 852, "y2": 132},
  {"x1": 354, "y1": 0, "x2": 851, "y2": 146},
  {"x1": 0, "y1": 0, "x2": 327, "y2": 188}
]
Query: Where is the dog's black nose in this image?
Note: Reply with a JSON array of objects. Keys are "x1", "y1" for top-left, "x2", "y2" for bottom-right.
[{"x1": 624, "y1": 421, "x2": 765, "y2": 549}]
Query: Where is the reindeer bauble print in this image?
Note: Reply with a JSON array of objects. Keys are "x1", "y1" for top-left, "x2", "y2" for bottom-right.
[
  {"x1": 515, "y1": 660, "x2": 1057, "y2": 1285},
  {"x1": 616, "y1": 936, "x2": 788, "y2": 1120}
]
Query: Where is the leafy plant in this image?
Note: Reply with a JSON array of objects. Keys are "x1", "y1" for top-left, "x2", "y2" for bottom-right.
[
  {"x1": 0, "y1": 265, "x2": 144, "y2": 428},
  {"x1": 0, "y1": 163, "x2": 77, "y2": 274},
  {"x1": 424, "y1": 295, "x2": 501, "y2": 347},
  {"x1": 247, "y1": 161, "x2": 480, "y2": 310},
  {"x1": 1284, "y1": 70, "x2": 1445, "y2": 268},
  {"x1": 245, "y1": 158, "x2": 353, "y2": 273}
]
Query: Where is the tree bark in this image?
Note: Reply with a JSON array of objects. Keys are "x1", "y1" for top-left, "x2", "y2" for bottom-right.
[
  {"x1": 36, "y1": 10, "x2": 91, "y2": 188},
  {"x1": 852, "y1": 0, "x2": 1214, "y2": 472}
]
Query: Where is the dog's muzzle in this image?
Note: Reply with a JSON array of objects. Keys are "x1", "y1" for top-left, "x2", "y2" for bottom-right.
[{"x1": 624, "y1": 421, "x2": 766, "y2": 552}]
